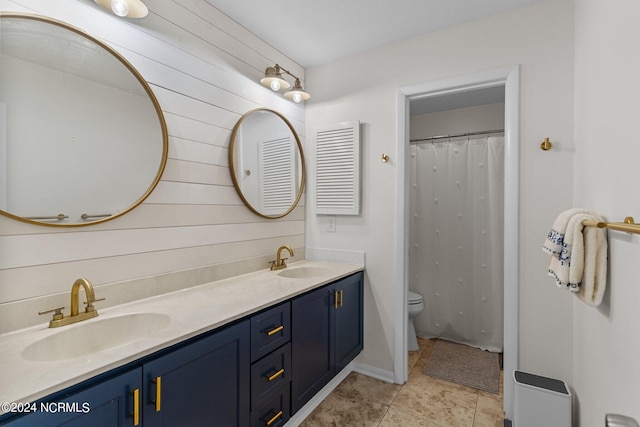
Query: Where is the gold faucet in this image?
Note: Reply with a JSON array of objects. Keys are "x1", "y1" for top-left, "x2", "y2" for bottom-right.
[
  {"x1": 270, "y1": 245, "x2": 294, "y2": 271},
  {"x1": 39, "y1": 278, "x2": 104, "y2": 328}
]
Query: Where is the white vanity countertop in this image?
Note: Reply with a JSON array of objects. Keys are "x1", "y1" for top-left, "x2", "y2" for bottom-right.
[{"x1": 0, "y1": 260, "x2": 364, "y2": 413}]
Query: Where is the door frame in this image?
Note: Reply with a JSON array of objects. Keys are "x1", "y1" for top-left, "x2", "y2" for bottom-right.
[{"x1": 395, "y1": 66, "x2": 520, "y2": 419}]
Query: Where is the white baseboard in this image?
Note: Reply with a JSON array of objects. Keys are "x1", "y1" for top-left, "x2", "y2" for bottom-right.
[
  {"x1": 284, "y1": 362, "x2": 355, "y2": 427},
  {"x1": 352, "y1": 362, "x2": 397, "y2": 384}
]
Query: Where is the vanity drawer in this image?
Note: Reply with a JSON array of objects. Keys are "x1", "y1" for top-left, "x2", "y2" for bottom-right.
[
  {"x1": 251, "y1": 342, "x2": 291, "y2": 407},
  {"x1": 251, "y1": 385, "x2": 290, "y2": 427},
  {"x1": 251, "y1": 301, "x2": 291, "y2": 362}
]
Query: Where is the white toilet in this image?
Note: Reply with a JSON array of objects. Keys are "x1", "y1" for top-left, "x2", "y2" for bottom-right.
[{"x1": 407, "y1": 291, "x2": 424, "y2": 351}]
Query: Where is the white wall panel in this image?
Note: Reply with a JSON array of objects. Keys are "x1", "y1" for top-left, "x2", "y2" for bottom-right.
[
  {"x1": 146, "y1": 181, "x2": 240, "y2": 205},
  {"x1": 0, "y1": 234, "x2": 306, "y2": 302},
  {"x1": 163, "y1": 113, "x2": 231, "y2": 147},
  {"x1": 169, "y1": 137, "x2": 228, "y2": 166},
  {"x1": 0, "y1": 221, "x2": 304, "y2": 269},
  {"x1": 0, "y1": 0, "x2": 306, "y2": 304},
  {"x1": 163, "y1": 159, "x2": 231, "y2": 186},
  {"x1": 573, "y1": 1, "x2": 640, "y2": 425}
]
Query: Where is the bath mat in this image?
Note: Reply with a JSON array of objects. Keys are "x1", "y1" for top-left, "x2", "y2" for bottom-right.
[{"x1": 423, "y1": 340, "x2": 500, "y2": 394}]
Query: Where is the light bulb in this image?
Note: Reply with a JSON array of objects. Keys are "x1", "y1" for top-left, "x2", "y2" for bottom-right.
[
  {"x1": 270, "y1": 80, "x2": 281, "y2": 91},
  {"x1": 292, "y1": 92, "x2": 302, "y2": 103},
  {"x1": 111, "y1": 0, "x2": 129, "y2": 16}
]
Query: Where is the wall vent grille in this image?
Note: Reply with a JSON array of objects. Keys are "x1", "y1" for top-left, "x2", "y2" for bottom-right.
[
  {"x1": 315, "y1": 121, "x2": 360, "y2": 215},
  {"x1": 259, "y1": 136, "x2": 295, "y2": 215}
]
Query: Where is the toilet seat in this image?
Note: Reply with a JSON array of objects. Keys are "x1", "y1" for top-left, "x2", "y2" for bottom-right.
[{"x1": 408, "y1": 291, "x2": 423, "y2": 304}]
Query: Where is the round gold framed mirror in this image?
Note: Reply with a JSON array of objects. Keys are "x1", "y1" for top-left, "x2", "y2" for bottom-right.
[
  {"x1": 0, "y1": 13, "x2": 168, "y2": 226},
  {"x1": 229, "y1": 108, "x2": 305, "y2": 219}
]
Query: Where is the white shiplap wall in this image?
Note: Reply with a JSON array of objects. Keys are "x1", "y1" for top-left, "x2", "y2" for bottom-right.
[{"x1": 0, "y1": 0, "x2": 306, "y2": 303}]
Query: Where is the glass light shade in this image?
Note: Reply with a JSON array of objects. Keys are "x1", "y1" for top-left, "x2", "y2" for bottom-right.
[
  {"x1": 260, "y1": 66, "x2": 290, "y2": 92},
  {"x1": 284, "y1": 79, "x2": 310, "y2": 103},
  {"x1": 111, "y1": 0, "x2": 129, "y2": 16},
  {"x1": 94, "y1": 0, "x2": 148, "y2": 18}
]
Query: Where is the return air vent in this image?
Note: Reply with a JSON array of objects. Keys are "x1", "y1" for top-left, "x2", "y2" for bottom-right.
[{"x1": 315, "y1": 121, "x2": 360, "y2": 215}]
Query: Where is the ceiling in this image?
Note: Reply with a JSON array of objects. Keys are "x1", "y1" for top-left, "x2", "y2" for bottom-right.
[{"x1": 205, "y1": 0, "x2": 541, "y2": 68}]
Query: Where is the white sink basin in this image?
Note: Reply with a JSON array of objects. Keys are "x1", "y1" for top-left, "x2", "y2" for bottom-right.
[
  {"x1": 277, "y1": 267, "x2": 331, "y2": 279},
  {"x1": 22, "y1": 313, "x2": 171, "y2": 362}
]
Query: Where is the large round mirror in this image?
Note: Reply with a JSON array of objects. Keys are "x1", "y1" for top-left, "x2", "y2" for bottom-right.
[
  {"x1": 229, "y1": 109, "x2": 305, "y2": 218},
  {"x1": 0, "y1": 13, "x2": 168, "y2": 226}
]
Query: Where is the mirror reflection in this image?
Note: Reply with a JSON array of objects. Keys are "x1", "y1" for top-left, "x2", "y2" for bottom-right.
[
  {"x1": 0, "y1": 14, "x2": 167, "y2": 226},
  {"x1": 229, "y1": 109, "x2": 305, "y2": 218}
]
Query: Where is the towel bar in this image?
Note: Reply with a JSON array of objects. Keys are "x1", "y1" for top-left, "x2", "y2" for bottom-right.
[{"x1": 583, "y1": 216, "x2": 640, "y2": 234}]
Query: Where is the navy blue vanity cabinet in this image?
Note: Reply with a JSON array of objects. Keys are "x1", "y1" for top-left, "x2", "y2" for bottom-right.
[
  {"x1": 334, "y1": 272, "x2": 364, "y2": 372},
  {"x1": 1, "y1": 271, "x2": 363, "y2": 426},
  {"x1": 142, "y1": 320, "x2": 250, "y2": 427},
  {"x1": 250, "y1": 302, "x2": 292, "y2": 427},
  {"x1": 291, "y1": 271, "x2": 364, "y2": 414},
  {"x1": 0, "y1": 368, "x2": 142, "y2": 427}
]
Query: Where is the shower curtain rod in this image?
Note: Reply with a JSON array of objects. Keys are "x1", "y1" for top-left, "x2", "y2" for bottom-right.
[{"x1": 410, "y1": 129, "x2": 504, "y2": 144}]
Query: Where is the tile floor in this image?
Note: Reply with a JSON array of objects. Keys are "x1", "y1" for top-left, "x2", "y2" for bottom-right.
[{"x1": 300, "y1": 338, "x2": 504, "y2": 426}]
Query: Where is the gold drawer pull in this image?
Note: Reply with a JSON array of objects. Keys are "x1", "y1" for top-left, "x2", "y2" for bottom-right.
[
  {"x1": 152, "y1": 376, "x2": 162, "y2": 412},
  {"x1": 266, "y1": 325, "x2": 284, "y2": 336},
  {"x1": 265, "y1": 410, "x2": 283, "y2": 426},
  {"x1": 267, "y1": 368, "x2": 285, "y2": 381},
  {"x1": 131, "y1": 388, "x2": 140, "y2": 426}
]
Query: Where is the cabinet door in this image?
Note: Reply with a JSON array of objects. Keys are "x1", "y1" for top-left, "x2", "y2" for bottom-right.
[
  {"x1": 290, "y1": 285, "x2": 334, "y2": 414},
  {"x1": 0, "y1": 368, "x2": 141, "y2": 427},
  {"x1": 334, "y1": 272, "x2": 364, "y2": 371},
  {"x1": 143, "y1": 320, "x2": 250, "y2": 427}
]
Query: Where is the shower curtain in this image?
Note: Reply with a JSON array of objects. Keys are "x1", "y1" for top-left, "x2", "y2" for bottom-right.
[{"x1": 409, "y1": 135, "x2": 504, "y2": 352}]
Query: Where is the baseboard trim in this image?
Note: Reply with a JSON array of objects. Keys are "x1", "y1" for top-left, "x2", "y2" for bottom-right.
[
  {"x1": 352, "y1": 362, "x2": 397, "y2": 384},
  {"x1": 284, "y1": 362, "x2": 355, "y2": 427}
]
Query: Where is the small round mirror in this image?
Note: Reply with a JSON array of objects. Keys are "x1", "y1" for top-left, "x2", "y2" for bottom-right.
[
  {"x1": 229, "y1": 109, "x2": 305, "y2": 218},
  {"x1": 0, "y1": 13, "x2": 168, "y2": 226}
]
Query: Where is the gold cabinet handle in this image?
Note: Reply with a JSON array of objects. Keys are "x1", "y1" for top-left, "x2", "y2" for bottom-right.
[
  {"x1": 339, "y1": 290, "x2": 343, "y2": 307},
  {"x1": 264, "y1": 410, "x2": 283, "y2": 426},
  {"x1": 266, "y1": 325, "x2": 284, "y2": 336},
  {"x1": 267, "y1": 368, "x2": 285, "y2": 381},
  {"x1": 334, "y1": 291, "x2": 339, "y2": 309},
  {"x1": 152, "y1": 376, "x2": 162, "y2": 412},
  {"x1": 131, "y1": 388, "x2": 140, "y2": 426}
]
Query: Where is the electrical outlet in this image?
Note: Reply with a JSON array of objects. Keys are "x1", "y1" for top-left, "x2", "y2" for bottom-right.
[{"x1": 327, "y1": 216, "x2": 336, "y2": 232}]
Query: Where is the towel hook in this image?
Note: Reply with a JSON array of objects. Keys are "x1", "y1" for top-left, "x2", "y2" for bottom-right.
[{"x1": 540, "y1": 137, "x2": 552, "y2": 151}]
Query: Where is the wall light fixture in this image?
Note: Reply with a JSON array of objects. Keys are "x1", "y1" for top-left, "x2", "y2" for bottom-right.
[
  {"x1": 94, "y1": 0, "x2": 148, "y2": 18},
  {"x1": 260, "y1": 64, "x2": 310, "y2": 103}
]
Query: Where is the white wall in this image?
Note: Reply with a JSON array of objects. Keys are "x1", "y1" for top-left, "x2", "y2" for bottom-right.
[
  {"x1": 573, "y1": 0, "x2": 640, "y2": 425},
  {"x1": 305, "y1": 0, "x2": 575, "y2": 388},
  {"x1": 0, "y1": 0, "x2": 305, "y2": 306}
]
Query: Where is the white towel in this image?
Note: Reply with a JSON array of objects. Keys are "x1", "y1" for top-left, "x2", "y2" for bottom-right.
[
  {"x1": 542, "y1": 208, "x2": 593, "y2": 258},
  {"x1": 575, "y1": 215, "x2": 608, "y2": 307},
  {"x1": 543, "y1": 209, "x2": 608, "y2": 307}
]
